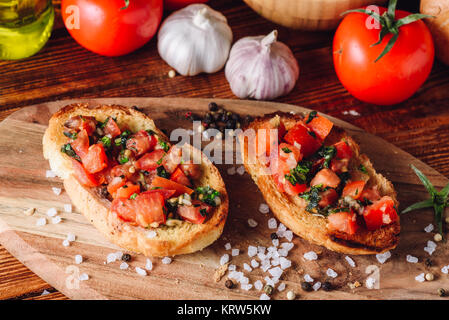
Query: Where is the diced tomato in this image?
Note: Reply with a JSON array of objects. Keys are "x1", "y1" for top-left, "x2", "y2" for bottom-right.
[
  {"x1": 330, "y1": 158, "x2": 349, "y2": 173},
  {"x1": 142, "y1": 189, "x2": 176, "y2": 199},
  {"x1": 273, "y1": 173, "x2": 285, "y2": 193},
  {"x1": 107, "y1": 175, "x2": 127, "y2": 196},
  {"x1": 111, "y1": 192, "x2": 166, "y2": 227},
  {"x1": 279, "y1": 142, "x2": 302, "y2": 162},
  {"x1": 284, "y1": 122, "x2": 322, "y2": 158},
  {"x1": 150, "y1": 176, "x2": 193, "y2": 196},
  {"x1": 359, "y1": 187, "x2": 381, "y2": 202},
  {"x1": 310, "y1": 168, "x2": 341, "y2": 189},
  {"x1": 180, "y1": 161, "x2": 201, "y2": 179},
  {"x1": 318, "y1": 188, "x2": 339, "y2": 207},
  {"x1": 110, "y1": 164, "x2": 134, "y2": 179},
  {"x1": 70, "y1": 129, "x2": 89, "y2": 160},
  {"x1": 177, "y1": 200, "x2": 211, "y2": 224},
  {"x1": 126, "y1": 130, "x2": 157, "y2": 156},
  {"x1": 162, "y1": 145, "x2": 182, "y2": 173},
  {"x1": 363, "y1": 196, "x2": 398, "y2": 231},
  {"x1": 114, "y1": 181, "x2": 140, "y2": 199},
  {"x1": 103, "y1": 117, "x2": 121, "y2": 138},
  {"x1": 82, "y1": 144, "x2": 108, "y2": 174},
  {"x1": 305, "y1": 113, "x2": 334, "y2": 141},
  {"x1": 284, "y1": 181, "x2": 307, "y2": 196},
  {"x1": 334, "y1": 140, "x2": 353, "y2": 159},
  {"x1": 71, "y1": 159, "x2": 101, "y2": 188},
  {"x1": 328, "y1": 209, "x2": 358, "y2": 235},
  {"x1": 342, "y1": 181, "x2": 366, "y2": 200},
  {"x1": 135, "y1": 149, "x2": 166, "y2": 171},
  {"x1": 64, "y1": 115, "x2": 96, "y2": 135},
  {"x1": 171, "y1": 167, "x2": 191, "y2": 187}
]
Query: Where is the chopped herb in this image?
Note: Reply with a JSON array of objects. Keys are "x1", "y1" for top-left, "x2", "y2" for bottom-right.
[
  {"x1": 318, "y1": 146, "x2": 336, "y2": 168},
  {"x1": 115, "y1": 130, "x2": 131, "y2": 148},
  {"x1": 118, "y1": 150, "x2": 129, "y2": 164},
  {"x1": 130, "y1": 193, "x2": 138, "y2": 200},
  {"x1": 100, "y1": 136, "x2": 112, "y2": 149},
  {"x1": 195, "y1": 186, "x2": 220, "y2": 207},
  {"x1": 338, "y1": 172, "x2": 351, "y2": 185},
  {"x1": 199, "y1": 208, "x2": 208, "y2": 216},
  {"x1": 329, "y1": 207, "x2": 350, "y2": 214},
  {"x1": 305, "y1": 111, "x2": 318, "y2": 124},
  {"x1": 99, "y1": 117, "x2": 110, "y2": 129},
  {"x1": 359, "y1": 164, "x2": 368, "y2": 174},
  {"x1": 308, "y1": 131, "x2": 317, "y2": 138},
  {"x1": 282, "y1": 147, "x2": 292, "y2": 153},
  {"x1": 63, "y1": 131, "x2": 78, "y2": 140},
  {"x1": 156, "y1": 166, "x2": 170, "y2": 179},
  {"x1": 60, "y1": 143, "x2": 81, "y2": 161},
  {"x1": 146, "y1": 129, "x2": 156, "y2": 136},
  {"x1": 156, "y1": 157, "x2": 163, "y2": 165},
  {"x1": 299, "y1": 184, "x2": 325, "y2": 212},
  {"x1": 159, "y1": 140, "x2": 169, "y2": 152},
  {"x1": 284, "y1": 161, "x2": 312, "y2": 186}
]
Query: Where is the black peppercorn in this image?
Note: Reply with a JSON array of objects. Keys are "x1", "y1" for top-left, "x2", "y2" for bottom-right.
[
  {"x1": 438, "y1": 288, "x2": 446, "y2": 297},
  {"x1": 244, "y1": 115, "x2": 253, "y2": 123},
  {"x1": 225, "y1": 119, "x2": 235, "y2": 129},
  {"x1": 225, "y1": 279, "x2": 234, "y2": 289},
  {"x1": 231, "y1": 113, "x2": 240, "y2": 121},
  {"x1": 270, "y1": 233, "x2": 278, "y2": 240},
  {"x1": 208, "y1": 102, "x2": 218, "y2": 112},
  {"x1": 220, "y1": 113, "x2": 229, "y2": 122},
  {"x1": 213, "y1": 113, "x2": 221, "y2": 121},
  {"x1": 301, "y1": 281, "x2": 312, "y2": 292},
  {"x1": 121, "y1": 253, "x2": 131, "y2": 262},
  {"x1": 322, "y1": 281, "x2": 333, "y2": 291},
  {"x1": 425, "y1": 258, "x2": 433, "y2": 267},
  {"x1": 263, "y1": 284, "x2": 274, "y2": 295}
]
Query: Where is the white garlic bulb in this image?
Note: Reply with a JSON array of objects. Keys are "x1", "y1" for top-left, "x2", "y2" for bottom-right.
[
  {"x1": 225, "y1": 30, "x2": 299, "y2": 100},
  {"x1": 157, "y1": 4, "x2": 233, "y2": 76}
]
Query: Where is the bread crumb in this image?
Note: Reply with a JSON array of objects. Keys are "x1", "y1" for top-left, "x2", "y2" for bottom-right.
[{"x1": 214, "y1": 263, "x2": 229, "y2": 282}]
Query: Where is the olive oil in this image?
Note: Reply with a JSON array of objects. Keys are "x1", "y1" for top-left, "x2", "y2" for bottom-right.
[{"x1": 0, "y1": 0, "x2": 54, "y2": 60}]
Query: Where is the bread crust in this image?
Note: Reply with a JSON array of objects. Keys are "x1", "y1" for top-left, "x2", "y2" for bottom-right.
[
  {"x1": 43, "y1": 104, "x2": 228, "y2": 257},
  {"x1": 239, "y1": 112, "x2": 400, "y2": 255}
]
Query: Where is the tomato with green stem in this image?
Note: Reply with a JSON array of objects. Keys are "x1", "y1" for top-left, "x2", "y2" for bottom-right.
[{"x1": 333, "y1": 0, "x2": 434, "y2": 105}]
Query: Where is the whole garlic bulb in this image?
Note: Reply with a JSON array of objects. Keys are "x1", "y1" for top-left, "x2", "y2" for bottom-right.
[
  {"x1": 157, "y1": 4, "x2": 233, "y2": 76},
  {"x1": 225, "y1": 30, "x2": 299, "y2": 100}
]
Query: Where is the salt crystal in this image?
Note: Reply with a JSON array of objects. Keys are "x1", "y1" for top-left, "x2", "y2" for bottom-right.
[
  {"x1": 427, "y1": 240, "x2": 437, "y2": 249},
  {"x1": 278, "y1": 248, "x2": 288, "y2": 257},
  {"x1": 424, "y1": 246, "x2": 436, "y2": 255},
  {"x1": 304, "y1": 274, "x2": 314, "y2": 283},
  {"x1": 225, "y1": 242, "x2": 232, "y2": 250},
  {"x1": 135, "y1": 267, "x2": 147, "y2": 276},
  {"x1": 241, "y1": 284, "x2": 252, "y2": 291},
  {"x1": 268, "y1": 218, "x2": 277, "y2": 229},
  {"x1": 220, "y1": 254, "x2": 229, "y2": 265},
  {"x1": 406, "y1": 255, "x2": 418, "y2": 263},
  {"x1": 52, "y1": 216, "x2": 62, "y2": 224},
  {"x1": 74, "y1": 255, "x2": 82, "y2": 264},
  {"x1": 260, "y1": 293, "x2": 271, "y2": 300},
  {"x1": 376, "y1": 251, "x2": 391, "y2": 264},
  {"x1": 345, "y1": 256, "x2": 356, "y2": 267},
  {"x1": 304, "y1": 251, "x2": 318, "y2": 261},
  {"x1": 79, "y1": 273, "x2": 89, "y2": 281},
  {"x1": 281, "y1": 242, "x2": 294, "y2": 251},
  {"x1": 259, "y1": 203, "x2": 269, "y2": 214},
  {"x1": 228, "y1": 264, "x2": 236, "y2": 271},
  {"x1": 271, "y1": 258, "x2": 280, "y2": 266},
  {"x1": 280, "y1": 257, "x2": 292, "y2": 270},
  {"x1": 243, "y1": 263, "x2": 252, "y2": 272},
  {"x1": 366, "y1": 277, "x2": 376, "y2": 289},
  {"x1": 227, "y1": 166, "x2": 236, "y2": 175},
  {"x1": 248, "y1": 246, "x2": 257, "y2": 257},
  {"x1": 67, "y1": 233, "x2": 76, "y2": 242},
  {"x1": 278, "y1": 283, "x2": 286, "y2": 292},
  {"x1": 41, "y1": 290, "x2": 50, "y2": 296},
  {"x1": 313, "y1": 282, "x2": 322, "y2": 291},
  {"x1": 268, "y1": 267, "x2": 283, "y2": 278},
  {"x1": 114, "y1": 251, "x2": 123, "y2": 260},
  {"x1": 46, "y1": 208, "x2": 58, "y2": 217},
  {"x1": 424, "y1": 224, "x2": 434, "y2": 233},
  {"x1": 63, "y1": 204, "x2": 72, "y2": 213},
  {"x1": 326, "y1": 268, "x2": 338, "y2": 278},
  {"x1": 52, "y1": 187, "x2": 62, "y2": 196},
  {"x1": 240, "y1": 276, "x2": 249, "y2": 285},
  {"x1": 348, "y1": 110, "x2": 361, "y2": 116},
  {"x1": 254, "y1": 280, "x2": 263, "y2": 291},
  {"x1": 441, "y1": 266, "x2": 449, "y2": 274},
  {"x1": 231, "y1": 249, "x2": 240, "y2": 257},
  {"x1": 236, "y1": 166, "x2": 245, "y2": 175},
  {"x1": 258, "y1": 246, "x2": 266, "y2": 254},
  {"x1": 120, "y1": 262, "x2": 129, "y2": 270},
  {"x1": 272, "y1": 239, "x2": 279, "y2": 247},
  {"x1": 162, "y1": 257, "x2": 172, "y2": 264},
  {"x1": 62, "y1": 239, "x2": 70, "y2": 247},
  {"x1": 415, "y1": 273, "x2": 425, "y2": 283},
  {"x1": 107, "y1": 253, "x2": 117, "y2": 264},
  {"x1": 264, "y1": 276, "x2": 275, "y2": 287},
  {"x1": 248, "y1": 219, "x2": 258, "y2": 228},
  {"x1": 251, "y1": 259, "x2": 259, "y2": 268},
  {"x1": 145, "y1": 259, "x2": 153, "y2": 271},
  {"x1": 257, "y1": 252, "x2": 266, "y2": 260},
  {"x1": 36, "y1": 217, "x2": 47, "y2": 226},
  {"x1": 146, "y1": 230, "x2": 157, "y2": 239},
  {"x1": 284, "y1": 230, "x2": 293, "y2": 242},
  {"x1": 278, "y1": 223, "x2": 287, "y2": 232},
  {"x1": 261, "y1": 262, "x2": 271, "y2": 272},
  {"x1": 46, "y1": 170, "x2": 57, "y2": 178}
]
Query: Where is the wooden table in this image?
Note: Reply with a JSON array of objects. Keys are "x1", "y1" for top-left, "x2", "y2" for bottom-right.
[{"x1": 1, "y1": 0, "x2": 447, "y2": 300}]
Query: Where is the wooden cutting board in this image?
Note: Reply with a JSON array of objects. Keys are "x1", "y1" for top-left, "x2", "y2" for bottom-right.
[{"x1": 0, "y1": 98, "x2": 448, "y2": 300}]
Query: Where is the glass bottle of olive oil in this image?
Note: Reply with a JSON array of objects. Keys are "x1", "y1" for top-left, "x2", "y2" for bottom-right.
[{"x1": 0, "y1": 0, "x2": 54, "y2": 60}]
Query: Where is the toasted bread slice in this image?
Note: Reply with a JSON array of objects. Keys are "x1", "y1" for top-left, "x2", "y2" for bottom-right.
[
  {"x1": 43, "y1": 103, "x2": 228, "y2": 257},
  {"x1": 239, "y1": 112, "x2": 399, "y2": 255}
]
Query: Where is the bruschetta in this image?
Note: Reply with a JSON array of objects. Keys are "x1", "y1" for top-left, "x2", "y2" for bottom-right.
[
  {"x1": 239, "y1": 111, "x2": 400, "y2": 255},
  {"x1": 43, "y1": 103, "x2": 228, "y2": 257}
]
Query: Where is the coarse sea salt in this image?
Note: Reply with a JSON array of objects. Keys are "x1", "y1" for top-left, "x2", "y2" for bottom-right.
[
  {"x1": 248, "y1": 219, "x2": 258, "y2": 228},
  {"x1": 376, "y1": 251, "x2": 391, "y2": 264},
  {"x1": 46, "y1": 170, "x2": 57, "y2": 178},
  {"x1": 304, "y1": 274, "x2": 314, "y2": 283},
  {"x1": 241, "y1": 284, "x2": 253, "y2": 291},
  {"x1": 120, "y1": 262, "x2": 129, "y2": 270},
  {"x1": 303, "y1": 251, "x2": 318, "y2": 261},
  {"x1": 67, "y1": 233, "x2": 76, "y2": 242},
  {"x1": 74, "y1": 255, "x2": 82, "y2": 264},
  {"x1": 284, "y1": 230, "x2": 293, "y2": 242},
  {"x1": 278, "y1": 283, "x2": 286, "y2": 292},
  {"x1": 415, "y1": 273, "x2": 425, "y2": 283},
  {"x1": 114, "y1": 252, "x2": 123, "y2": 260},
  {"x1": 280, "y1": 257, "x2": 291, "y2": 270},
  {"x1": 62, "y1": 239, "x2": 70, "y2": 247},
  {"x1": 272, "y1": 239, "x2": 279, "y2": 247},
  {"x1": 250, "y1": 259, "x2": 259, "y2": 268},
  {"x1": 313, "y1": 282, "x2": 322, "y2": 291},
  {"x1": 63, "y1": 204, "x2": 72, "y2": 213},
  {"x1": 424, "y1": 224, "x2": 434, "y2": 233},
  {"x1": 243, "y1": 263, "x2": 252, "y2": 272},
  {"x1": 268, "y1": 218, "x2": 277, "y2": 229},
  {"x1": 259, "y1": 204, "x2": 270, "y2": 214},
  {"x1": 268, "y1": 267, "x2": 283, "y2": 278},
  {"x1": 236, "y1": 166, "x2": 245, "y2": 175},
  {"x1": 345, "y1": 256, "x2": 356, "y2": 267},
  {"x1": 406, "y1": 255, "x2": 418, "y2": 263},
  {"x1": 36, "y1": 217, "x2": 47, "y2": 226},
  {"x1": 254, "y1": 280, "x2": 263, "y2": 291},
  {"x1": 107, "y1": 253, "x2": 117, "y2": 264},
  {"x1": 46, "y1": 208, "x2": 58, "y2": 217},
  {"x1": 52, "y1": 216, "x2": 62, "y2": 224},
  {"x1": 281, "y1": 242, "x2": 294, "y2": 252},
  {"x1": 326, "y1": 268, "x2": 338, "y2": 278},
  {"x1": 136, "y1": 267, "x2": 147, "y2": 276},
  {"x1": 228, "y1": 264, "x2": 236, "y2": 271},
  {"x1": 248, "y1": 246, "x2": 257, "y2": 257},
  {"x1": 145, "y1": 259, "x2": 153, "y2": 271},
  {"x1": 146, "y1": 230, "x2": 157, "y2": 239},
  {"x1": 162, "y1": 257, "x2": 172, "y2": 264},
  {"x1": 52, "y1": 187, "x2": 62, "y2": 196},
  {"x1": 79, "y1": 273, "x2": 89, "y2": 281},
  {"x1": 224, "y1": 242, "x2": 232, "y2": 250},
  {"x1": 227, "y1": 167, "x2": 236, "y2": 175},
  {"x1": 441, "y1": 265, "x2": 449, "y2": 274},
  {"x1": 41, "y1": 290, "x2": 50, "y2": 296},
  {"x1": 231, "y1": 249, "x2": 239, "y2": 257},
  {"x1": 260, "y1": 293, "x2": 270, "y2": 300}
]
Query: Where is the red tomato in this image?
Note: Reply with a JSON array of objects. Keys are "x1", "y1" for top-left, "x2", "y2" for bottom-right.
[
  {"x1": 135, "y1": 150, "x2": 166, "y2": 171},
  {"x1": 333, "y1": 141, "x2": 352, "y2": 159},
  {"x1": 177, "y1": 200, "x2": 211, "y2": 224},
  {"x1": 115, "y1": 181, "x2": 140, "y2": 199},
  {"x1": 305, "y1": 113, "x2": 333, "y2": 141},
  {"x1": 333, "y1": 7, "x2": 434, "y2": 105},
  {"x1": 328, "y1": 210, "x2": 358, "y2": 235},
  {"x1": 171, "y1": 167, "x2": 191, "y2": 187},
  {"x1": 70, "y1": 129, "x2": 89, "y2": 160},
  {"x1": 103, "y1": 118, "x2": 121, "y2": 138},
  {"x1": 64, "y1": 116, "x2": 96, "y2": 135},
  {"x1": 150, "y1": 176, "x2": 193, "y2": 196},
  {"x1": 330, "y1": 158, "x2": 349, "y2": 173},
  {"x1": 82, "y1": 144, "x2": 108, "y2": 174},
  {"x1": 279, "y1": 142, "x2": 302, "y2": 163},
  {"x1": 310, "y1": 168, "x2": 341, "y2": 189},
  {"x1": 284, "y1": 181, "x2": 307, "y2": 196},
  {"x1": 283, "y1": 122, "x2": 321, "y2": 158},
  {"x1": 107, "y1": 175, "x2": 126, "y2": 196},
  {"x1": 71, "y1": 159, "x2": 100, "y2": 188},
  {"x1": 342, "y1": 181, "x2": 366, "y2": 200},
  {"x1": 126, "y1": 130, "x2": 157, "y2": 156},
  {"x1": 165, "y1": 0, "x2": 208, "y2": 11},
  {"x1": 162, "y1": 145, "x2": 182, "y2": 173},
  {"x1": 359, "y1": 187, "x2": 381, "y2": 202},
  {"x1": 363, "y1": 196, "x2": 398, "y2": 231},
  {"x1": 142, "y1": 189, "x2": 176, "y2": 199},
  {"x1": 180, "y1": 161, "x2": 201, "y2": 179},
  {"x1": 61, "y1": 0, "x2": 163, "y2": 56},
  {"x1": 318, "y1": 188, "x2": 339, "y2": 207}
]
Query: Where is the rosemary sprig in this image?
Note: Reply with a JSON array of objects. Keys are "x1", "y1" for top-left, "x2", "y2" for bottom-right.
[{"x1": 402, "y1": 164, "x2": 449, "y2": 237}]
